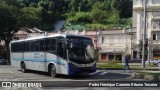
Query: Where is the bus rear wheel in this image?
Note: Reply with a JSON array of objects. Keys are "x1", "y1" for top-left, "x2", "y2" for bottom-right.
[
  {"x1": 21, "y1": 62, "x2": 26, "y2": 73},
  {"x1": 50, "y1": 64, "x2": 56, "y2": 78}
]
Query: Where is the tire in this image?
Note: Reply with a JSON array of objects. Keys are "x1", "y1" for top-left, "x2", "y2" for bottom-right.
[
  {"x1": 50, "y1": 64, "x2": 56, "y2": 78},
  {"x1": 21, "y1": 62, "x2": 26, "y2": 73}
]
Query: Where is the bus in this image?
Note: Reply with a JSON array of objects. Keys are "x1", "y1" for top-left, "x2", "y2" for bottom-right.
[{"x1": 10, "y1": 34, "x2": 96, "y2": 77}]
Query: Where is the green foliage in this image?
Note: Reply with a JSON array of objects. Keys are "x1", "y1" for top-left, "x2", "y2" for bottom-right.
[
  {"x1": 107, "y1": 10, "x2": 119, "y2": 25},
  {"x1": 113, "y1": 0, "x2": 132, "y2": 18},
  {"x1": 18, "y1": 7, "x2": 42, "y2": 27},
  {"x1": 1, "y1": 0, "x2": 133, "y2": 31},
  {"x1": 66, "y1": 0, "x2": 132, "y2": 30},
  {"x1": 65, "y1": 22, "x2": 90, "y2": 31},
  {"x1": 108, "y1": 60, "x2": 122, "y2": 64},
  {"x1": 67, "y1": 12, "x2": 91, "y2": 23},
  {"x1": 96, "y1": 63, "x2": 123, "y2": 69},
  {"x1": 0, "y1": 0, "x2": 133, "y2": 62}
]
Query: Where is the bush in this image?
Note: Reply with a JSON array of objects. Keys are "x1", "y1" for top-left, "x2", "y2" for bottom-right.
[
  {"x1": 108, "y1": 60, "x2": 121, "y2": 63},
  {"x1": 67, "y1": 12, "x2": 92, "y2": 23}
]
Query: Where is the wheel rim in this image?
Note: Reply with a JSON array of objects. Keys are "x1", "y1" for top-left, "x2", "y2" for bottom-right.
[
  {"x1": 21, "y1": 63, "x2": 25, "y2": 72},
  {"x1": 51, "y1": 65, "x2": 56, "y2": 77}
]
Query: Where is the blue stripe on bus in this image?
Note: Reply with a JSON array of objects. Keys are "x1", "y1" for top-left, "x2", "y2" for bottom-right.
[{"x1": 12, "y1": 57, "x2": 65, "y2": 66}]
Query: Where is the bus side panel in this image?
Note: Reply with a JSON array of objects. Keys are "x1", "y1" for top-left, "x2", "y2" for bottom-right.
[
  {"x1": 46, "y1": 53, "x2": 58, "y2": 73},
  {"x1": 61, "y1": 60, "x2": 68, "y2": 75},
  {"x1": 23, "y1": 52, "x2": 34, "y2": 70},
  {"x1": 11, "y1": 53, "x2": 23, "y2": 68},
  {"x1": 32, "y1": 52, "x2": 45, "y2": 72},
  {"x1": 56, "y1": 57, "x2": 68, "y2": 75},
  {"x1": 46, "y1": 53, "x2": 68, "y2": 75}
]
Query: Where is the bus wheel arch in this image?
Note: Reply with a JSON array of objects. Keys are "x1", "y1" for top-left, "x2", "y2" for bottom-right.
[
  {"x1": 20, "y1": 61, "x2": 27, "y2": 73},
  {"x1": 48, "y1": 63, "x2": 56, "y2": 78}
]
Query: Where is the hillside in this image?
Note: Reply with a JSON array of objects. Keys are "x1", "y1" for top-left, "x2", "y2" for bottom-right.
[{"x1": 0, "y1": 0, "x2": 132, "y2": 31}]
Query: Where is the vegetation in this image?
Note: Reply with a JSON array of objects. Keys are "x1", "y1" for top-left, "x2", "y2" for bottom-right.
[
  {"x1": 96, "y1": 63, "x2": 160, "y2": 70},
  {"x1": 0, "y1": 0, "x2": 132, "y2": 62},
  {"x1": 96, "y1": 63, "x2": 123, "y2": 69},
  {"x1": 135, "y1": 72, "x2": 160, "y2": 80},
  {"x1": 66, "y1": 0, "x2": 132, "y2": 30}
]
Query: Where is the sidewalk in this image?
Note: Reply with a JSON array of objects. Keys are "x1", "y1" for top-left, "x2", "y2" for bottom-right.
[{"x1": 96, "y1": 63, "x2": 160, "y2": 70}]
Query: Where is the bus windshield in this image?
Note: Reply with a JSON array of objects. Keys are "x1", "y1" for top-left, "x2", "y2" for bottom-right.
[{"x1": 67, "y1": 37, "x2": 95, "y2": 63}]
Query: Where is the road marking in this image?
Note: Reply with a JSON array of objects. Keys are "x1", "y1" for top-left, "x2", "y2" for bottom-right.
[
  {"x1": 99, "y1": 72, "x2": 108, "y2": 75},
  {"x1": 89, "y1": 71, "x2": 101, "y2": 75}
]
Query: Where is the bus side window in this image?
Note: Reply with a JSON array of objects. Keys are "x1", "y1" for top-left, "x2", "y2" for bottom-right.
[
  {"x1": 35, "y1": 40, "x2": 40, "y2": 51},
  {"x1": 15, "y1": 43, "x2": 19, "y2": 52},
  {"x1": 63, "y1": 42, "x2": 67, "y2": 60},
  {"x1": 26, "y1": 42, "x2": 28, "y2": 51},
  {"x1": 20, "y1": 42, "x2": 25, "y2": 52},
  {"x1": 23, "y1": 42, "x2": 26, "y2": 52},
  {"x1": 45, "y1": 39, "x2": 50, "y2": 51},
  {"x1": 40, "y1": 40, "x2": 44, "y2": 51},
  {"x1": 11, "y1": 43, "x2": 15, "y2": 52},
  {"x1": 19, "y1": 42, "x2": 24, "y2": 52},
  {"x1": 28, "y1": 42, "x2": 31, "y2": 51},
  {"x1": 57, "y1": 42, "x2": 64, "y2": 58},
  {"x1": 50, "y1": 39, "x2": 56, "y2": 50},
  {"x1": 28, "y1": 41, "x2": 34, "y2": 51},
  {"x1": 57, "y1": 41, "x2": 67, "y2": 60}
]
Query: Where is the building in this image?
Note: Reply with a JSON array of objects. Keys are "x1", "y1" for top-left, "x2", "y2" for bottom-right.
[
  {"x1": 98, "y1": 29, "x2": 133, "y2": 62},
  {"x1": 13, "y1": 27, "x2": 44, "y2": 40},
  {"x1": 133, "y1": 0, "x2": 160, "y2": 60}
]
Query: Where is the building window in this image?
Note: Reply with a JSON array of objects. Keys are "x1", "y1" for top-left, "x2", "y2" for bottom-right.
[
  {"x1": 152, "y1": 0, "x2": 160, "y2": 4},
  {"x1": 133, "y1": 0, "x2": 139, "y2": 5},
  {"x1": 153, "y1": 34, "x2": 157, "y2": 40},
  {"x1": 118, "y1": 36, "x2": 124, "y2": 43},
  {"x1": 134, "y1": 0, "x2": 144, "y2": 5},
  {"x1": 110, "y1": 36, "x2": 114, "y2": 44},
  {"x1": 152, "y1": 20, "x2": 160, "y2": 29},
  {"x1": 94, "y1": 40, "x2": 97, "y2": 44},
  {"x1": 102, "y1": 36, "x2": 104, "y2": 43},
  {"x1": 101, "y1": 53, "x2": 106, "y2": 60},
  {"x1": 152, "y1": 10, "x2": 160, "y2": 17}
]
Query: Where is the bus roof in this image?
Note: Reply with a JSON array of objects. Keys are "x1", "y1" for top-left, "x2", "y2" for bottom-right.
[{"x1": 10, "y1": 34, "x2": 90, "y2": 43}]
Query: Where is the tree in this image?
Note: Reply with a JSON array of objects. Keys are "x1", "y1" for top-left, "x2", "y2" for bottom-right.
[
  {"x1": 113, "y1": 0, "x2": 132, "y2": 18},
  {"x1": 0, "y1": 0, "x2": 20, "y2": 63},
  {"x1": 19, "y1": 7, "x2": 42, "y2": 27},
  {"x1": 0, "y1": 0, "x2": 43, "y2": 63}
]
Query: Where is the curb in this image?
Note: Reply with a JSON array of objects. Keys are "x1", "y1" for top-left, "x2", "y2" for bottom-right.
[
  {"x1": 96, "y1": 68, "x2": 160, "y2": 70},
  {"x1": 96, "y1": 68, "x2": 123, "y2": 70},
  {"x1": 133, "y1": 72, "x2": 160, "y2": 81}
]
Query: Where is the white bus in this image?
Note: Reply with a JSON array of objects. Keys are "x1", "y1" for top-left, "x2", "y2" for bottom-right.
[{"x1": 10, "y1": 34, "x2": 96, "y2": 77}]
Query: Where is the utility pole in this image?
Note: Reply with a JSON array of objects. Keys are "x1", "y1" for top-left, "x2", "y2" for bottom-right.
[
  {"x1": 142, "y1": 0, "x2": 147, "y2": 69},
  {"x1": 130, "y1": 25, "x2": 133, "y2": 60}
]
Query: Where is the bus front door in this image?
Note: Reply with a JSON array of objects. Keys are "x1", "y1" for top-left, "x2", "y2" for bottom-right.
[{"x1": 56, "y1": 41, "x2": 67, "y2": 74}]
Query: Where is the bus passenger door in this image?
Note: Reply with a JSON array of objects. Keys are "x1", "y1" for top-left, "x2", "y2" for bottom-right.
[{"x1": 56, "y1": 40, "x2": 67, "y2": 74}]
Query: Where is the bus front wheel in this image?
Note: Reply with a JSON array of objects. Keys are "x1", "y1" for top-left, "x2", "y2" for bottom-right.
[
  {"x1": 21, "y1": 62, "x2": 26, "y2": 73},
  {"x1": 50, "y1": 64, "x2": 56, "y2": 78}
]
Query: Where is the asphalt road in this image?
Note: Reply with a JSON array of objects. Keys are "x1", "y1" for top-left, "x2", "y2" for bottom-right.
[
  {"x1": 0, "y1": 65, "x2": 159, "y2": 90},
  {"x1": 0, "y1": 65, "x2": 134, "y2": 81}
]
